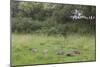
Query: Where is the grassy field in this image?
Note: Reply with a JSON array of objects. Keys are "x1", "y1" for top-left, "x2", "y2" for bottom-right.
[{"x1": 12, "y1": 33, "x2": 96, "y2": 66}]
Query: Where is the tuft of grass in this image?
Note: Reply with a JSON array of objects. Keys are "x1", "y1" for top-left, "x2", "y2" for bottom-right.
[{"x1": 12, "y1": 33, "x2": 96, "y2": 66}]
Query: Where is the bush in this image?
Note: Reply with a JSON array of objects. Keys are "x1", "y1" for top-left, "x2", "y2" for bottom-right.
[
  {"x1": 11, "y1": 17, "x2": 43, "y2": 33},
  {"x1": 12, "y1": 17, "x2": 95, "y2": 35}
]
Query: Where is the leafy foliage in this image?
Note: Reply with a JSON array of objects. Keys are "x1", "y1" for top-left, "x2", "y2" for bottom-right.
[{"x1": 11, "y1": 2, "x2": 96, "y2": 35}]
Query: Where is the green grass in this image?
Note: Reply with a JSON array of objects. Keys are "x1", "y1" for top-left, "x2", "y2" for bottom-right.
[{"x1": 12, "y1": 33, "x2": 96, "y2": 66}]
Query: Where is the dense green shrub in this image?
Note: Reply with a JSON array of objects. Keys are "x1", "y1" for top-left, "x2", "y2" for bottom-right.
[
  {"x1": 11, "y1": 2, "x2": 96, "y2": 35},
  {"x1": 11, "y1": 17, "x2": 43, "y2": 33}
]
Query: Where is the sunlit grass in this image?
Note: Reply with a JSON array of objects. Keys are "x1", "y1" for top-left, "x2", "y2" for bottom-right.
[{"x1": 12, "y1": 33, "x2": 96, "y2": 66}]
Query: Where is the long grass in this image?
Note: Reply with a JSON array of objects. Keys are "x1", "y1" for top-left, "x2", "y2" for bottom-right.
[{"x1": 12, "y1": 33, "x2": 96, "y2": 66}]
